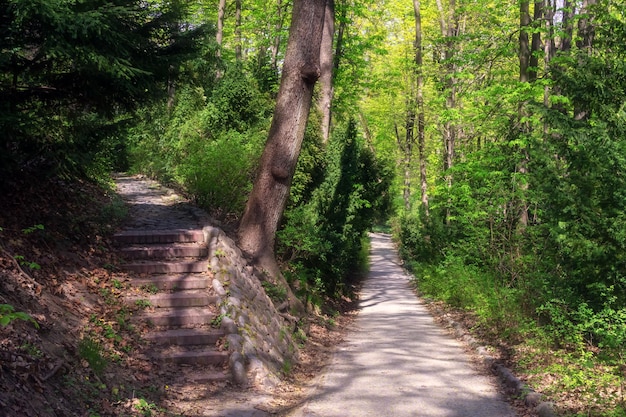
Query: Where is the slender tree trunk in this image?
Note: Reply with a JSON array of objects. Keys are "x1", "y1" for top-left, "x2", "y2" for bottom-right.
[
  {"x1": 560, "y1": 0, "x2": 575, "y2": 52},
  {"x1": 396, "y1": 119, "x2": 414, "y2": 211},
  {"x1": 235, "y1": 0, "x2": 242, "y2": 61},
  {"x1": 519, "y1": 1, "x2": 531, "y2": 83},
  {"x1": 544, "y1": 0, "x2": 556, "y2": 109},
  {"x1": 238, "y1": 0, "x2": 327, "y2": 315},
  {"x1": 270, "y1": 0, "x2": 287, "y2": 71},
  {"x1": 358, "y1": 110, "x2": 375, "y2": 154},
  {"x1": 436, "y1": 0, "x2": 458, "y2": 224},
  {"x1": 573, "y1": 0, "x2": 596, "y2": 121},
  {"x1": 517, "y1": 0, "x2": 544, "y2": 230},
  {"x1": 576, "y1": 0, "x2": 596, "y2": 51},
  {"x1": 413, "y1": 0, "x2": 428, "y2": 215},
  {"x1": 318, "y1": 0, "x2": 335, "y2": 144},
  {"x1": 333, "y1": 0, "x2": 346, "y2": 73},
  {"x1": 216, "y1": 0, "x2": 226, "y2": 55},
  {"x1": 529, "y1": 1, "x2": 543, "y2": 82},
  {"x1": 216, "y1": 0, "x2": 226, "y2": 78}
]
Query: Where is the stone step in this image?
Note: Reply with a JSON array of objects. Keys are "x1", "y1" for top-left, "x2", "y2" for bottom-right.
[
  {"x1": 120, "y1": 243, "x2": 208, "y2": 260},
  {"x1": 145, "y1": 328, "x2": 225, "y2": 346},
  {"x1": 113, "y1": 229, "x2": 205, "y2": 245},
  {"x1": 123, "y1": 260, "x2": 209, "y2": 274},
  {"x1": 131, "y1": 274, "x2": 210, "y2": 291},
  {"x1": 154, "y1": 350, "x2": 228, "y2": 366},
  {"x1": 182, "y1": 370, "x2": 231, "y2": 383},
  {"x1": 129, "y1": 293, "x2": 219, "y2": 308},
  {"x1": 137, "y1": 308, "x2": 217, "y2": 327}
]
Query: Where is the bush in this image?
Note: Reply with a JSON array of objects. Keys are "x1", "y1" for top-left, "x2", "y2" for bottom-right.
[{"x1": 278, "y1": 119, "x2": 393, "y2": 298}]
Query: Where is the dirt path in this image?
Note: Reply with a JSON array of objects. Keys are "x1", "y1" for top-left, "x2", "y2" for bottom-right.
[{"x1": 286, "y1": 233, "x2": 517, "y2": 417}]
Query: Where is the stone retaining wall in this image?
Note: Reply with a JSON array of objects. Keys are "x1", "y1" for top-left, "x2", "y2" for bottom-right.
[{"x1": 203, "y1": 225, "x2": 299, "y2": 390}]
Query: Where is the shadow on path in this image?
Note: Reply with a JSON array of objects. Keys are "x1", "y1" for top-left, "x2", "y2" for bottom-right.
[{"x1": 288, "y1": 233, "x2": 517, "y2": 417}]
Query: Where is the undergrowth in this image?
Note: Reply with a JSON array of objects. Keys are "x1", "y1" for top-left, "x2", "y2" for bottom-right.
[{"x1": 405, "y1": 256, "x2": 626, "y2": 416}]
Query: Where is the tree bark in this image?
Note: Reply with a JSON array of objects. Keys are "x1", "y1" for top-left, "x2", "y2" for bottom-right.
[
  {"x1": 238, "y1": 0, "x2": 327, "y2": 315},
  {"x1": 216, "y1": 0, "x2": 226, "y2": 55},
  {"x1": 519, "y1": 0, "x2": 531, "y2": 83},
  {"x1": 318, "y1": 0, "x2": 335, "y2": 144},
  {"x1": 270, "y1": 0, "x2": 288, "y2": 71},
  {"x1": 573, "y1": 0, "x2": 597, "y2": 121},
  {"x1": 235, "y1": 0, "x2": 242, "y2": 61},
  {"x1": 529, "y1": 1, "x2": 543, "y2": 82},
  {"x1": 216, "y1": 0, "x2": 226, "y2": 79},
  {"x1": 560, "y1": 1, "x2": 575, "y2": 52}
]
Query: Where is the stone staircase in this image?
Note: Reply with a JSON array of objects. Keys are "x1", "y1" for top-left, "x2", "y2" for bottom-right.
[{"x1": 113, "y1": 228, "x2": 230, "y2": 381}]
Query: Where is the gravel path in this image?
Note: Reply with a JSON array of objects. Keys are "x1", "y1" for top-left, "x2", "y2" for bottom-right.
[{"x1": 289, "y1": 233, "x2": 517, "y2": 417}]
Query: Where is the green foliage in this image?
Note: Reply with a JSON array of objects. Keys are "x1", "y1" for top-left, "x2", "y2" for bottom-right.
[
  {"x1": 126, "y1": 67, "x2": 270, "y2": 219},
  {"x1": 398, "y1": 3, "x2": 626, "y2": 371},
  {"x1": 278, "y1": 119, "x2": 393, "y2": 297},
  {"x1": 78, "y1": 336, "x2": 107, "y2": 376},
  {"x1": 262, "y1": 281, "x2": 288, "y2": 303},
  {"x1": 0, "y1": 304, "x2": 39, "y2": 328},
  {"x1": 0, "y1": 0, "x2": 209, "y2": 181}
]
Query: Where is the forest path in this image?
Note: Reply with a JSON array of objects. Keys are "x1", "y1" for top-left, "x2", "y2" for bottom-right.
[{"x1": 288, "y1": 233, "x2": 517, "y2": 417}]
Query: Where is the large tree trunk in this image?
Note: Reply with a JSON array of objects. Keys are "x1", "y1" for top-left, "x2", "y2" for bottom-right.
[
  {"x1": 413, "y1": 0, "x2": 428, "y2": 215},
  {"x1": 238, "y1": 0, "x2": 327, "y2": 315},
  {"x1": 318, "y1": 0, "x2": 335, "y2": 144}
]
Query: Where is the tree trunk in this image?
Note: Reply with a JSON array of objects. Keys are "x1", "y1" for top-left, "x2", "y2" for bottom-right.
[
  {"x1": 216, "y1": 0, "x2": 226, "y2": 79},
  {"x1": 270, "y1": 0, "x2": 288, "y2": 71},
  {"x1": 395, "y1": 120, "x2": 414, "y2": 211},
  {"x1": 529, "y1": 1, "x2": 543, "y2": 82},
  {"x1": 576, "y1": 0, "x2": 596, "y2": 51},
  {"x1": 560, "y1": 1, "x2": 575, "y2": 52},
  {"x1": 436, "y1": 0, "x2": 458, "y2": 224},
  {"x1": 235, "y1": 0, "x2": 242, "y2": 61},
  {"x1": 318, "y1": 0, "x2": 335, "y2": 144},
  {"x1": 216, "y1": 0, "x2": 226, "y2": 55},
  {"x1": 413, "y1": 0, "x2": 428, "y2": 215},
  {"x1": 238, "y1": 0, "x2": 327, "y2": 315},
  {"x1": 544, "y1": 0, "x2": 556, "y2": 109},
  {"x1": 519, "y1": 0, "x2": 531, "y2": 83}
]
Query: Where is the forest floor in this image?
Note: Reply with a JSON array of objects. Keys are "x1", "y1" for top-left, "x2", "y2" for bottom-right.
[{"x1": 0, "y1": 174, "x2": 616, "y2": 416}]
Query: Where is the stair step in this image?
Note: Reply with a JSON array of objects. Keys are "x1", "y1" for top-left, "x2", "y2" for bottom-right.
[
  {"x1": 182, "y1": 370, "x2": 231, "y2": 383},
  {"x1": 132, "y1": 275, "x2": 210, "y2": 291},
  {"x1": 138, "y1": 308, "x2": 217, "y2": 327},
  {"x1": 145, "y1": 328, "x2": 225, "y2": 346},
  {"x1": 155, "y1": 350, "x2": 228, "y2": 365},
  {"x1": 121, "y1": 243, "x2": 208, "y2": 259},
  {"x1": 130, "y1": 293, "x2": 218, "y2": 308},
  {"x1": 123, "y1": 260, "x2": 209, "y2": 274},
  {"x1": 113, "y1": 229, "x2": 205, "y2": 245}
]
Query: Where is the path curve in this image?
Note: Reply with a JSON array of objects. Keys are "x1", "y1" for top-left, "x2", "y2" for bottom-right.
[{"x1": 289, "y1": 233, "x2": 516, "y2": 417}]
